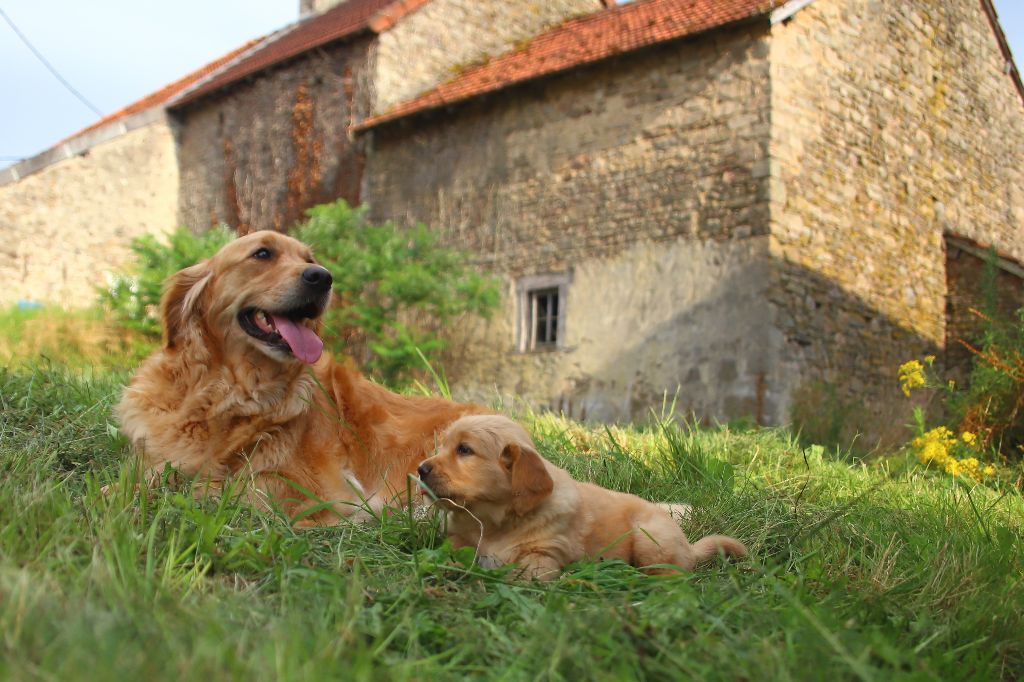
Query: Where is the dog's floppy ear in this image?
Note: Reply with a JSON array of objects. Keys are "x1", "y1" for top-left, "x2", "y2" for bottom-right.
[
  {"x1": 500, "y1": 442, "x2": 553, "y2": 516},
  {"x1": 160, "y1": 261, "x2": 212, "y2": 349}
]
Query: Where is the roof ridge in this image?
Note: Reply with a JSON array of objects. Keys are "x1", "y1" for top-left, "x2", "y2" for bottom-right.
[
  {"x1": 168, "y1": 26, "x2": 292, "y2": 108},
  {"x1": 169, "y1": 0, "x2": 424, "y2": 109},
  {"x1": 367, "y1": 0, "x2": 433, "y2": 33}
]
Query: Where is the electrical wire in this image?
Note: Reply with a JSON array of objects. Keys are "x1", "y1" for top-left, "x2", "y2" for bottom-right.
[{"x1": 0, "y1": 6, "x2": 103, "y2": 117}]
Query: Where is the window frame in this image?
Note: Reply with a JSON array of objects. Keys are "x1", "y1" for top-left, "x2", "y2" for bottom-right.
[{"x1": 516, "y1": 272, "x2": 571, "y2": 353}]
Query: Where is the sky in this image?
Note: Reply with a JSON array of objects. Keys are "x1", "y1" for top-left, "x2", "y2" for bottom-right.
[
  {"x1": 0, "y1": 1, "x2": 297, "y2": 164},
  {"x1": 1, "y1": 0, "x2": 1022, "y2": 166}
]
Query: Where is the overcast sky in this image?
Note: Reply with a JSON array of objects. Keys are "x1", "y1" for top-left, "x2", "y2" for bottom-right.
[{"x1": 1, "y1": 1, "x2": 1022, "y2": 165}]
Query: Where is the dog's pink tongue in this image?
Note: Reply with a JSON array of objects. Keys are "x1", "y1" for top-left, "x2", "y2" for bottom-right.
[{"x1": 271, "y1": 315, "x2": 323, "y2": 364}]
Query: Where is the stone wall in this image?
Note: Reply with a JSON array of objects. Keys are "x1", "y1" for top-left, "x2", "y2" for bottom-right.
[
  {"x1": 446, "y1": 237, "x2": 781, "y2": 424},
  {"x1": 0, "y1": 122, "x2": 178, "y2": 307},
  {"x1": 364, "y1": 24, "x2": 777, "y2": 423},
  {"x1": 768, "y1": 0, "x2": 1024, "y2": 444},
  {"x1": 370, "y1": 0, "x2": 603, "y2": 114},
  {"x1": 174, "y1": 37, "x2": 372, "y2": 234}
]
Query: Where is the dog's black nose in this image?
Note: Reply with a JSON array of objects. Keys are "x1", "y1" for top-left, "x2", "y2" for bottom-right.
[
  {"x1": 417, "y1": 462, "x2": 433, "y2": 479},
  {"x1": 301, "y1": 266, "x2": 332, "y2": 292}
]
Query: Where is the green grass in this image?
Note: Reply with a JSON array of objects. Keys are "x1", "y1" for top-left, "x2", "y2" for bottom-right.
[
  {"x1": 1, "y1": 364, "x2": 1023, "y2": 681},
  {"x1": 0, "y1": 306, "x2": 154, "y2": 370}
]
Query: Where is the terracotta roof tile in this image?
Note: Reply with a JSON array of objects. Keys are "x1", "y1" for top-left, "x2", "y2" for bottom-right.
[
  {"x1": 61, "y1": 39, "x2": 263, "y2": 143},
  {"x1": 171, "y1": 0, "x2": 423, "y2": 108},
  {"x1": 354, "y1": 0, "x2": 777, "y2": 132}
]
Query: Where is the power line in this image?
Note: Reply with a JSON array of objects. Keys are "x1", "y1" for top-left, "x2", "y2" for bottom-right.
[{"x1": 0, "y1": 6, "x2": 103, "y2": 117}]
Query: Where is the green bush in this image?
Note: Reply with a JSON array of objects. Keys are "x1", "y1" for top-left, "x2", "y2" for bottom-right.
[
  {"x1": 294, "y1": 200, "x2": 500, "y2": 386},
  {"x1": 899, "y1": 252, "x2": 1024, "y2": 480},
  {"x1": 98, "y1": 202, "x2": 500, "y2": 386},
  {"x1": 98, "y1": 226, "x2": 235, "y2": 338},
  {"x1": 949, "y1": 306, "x2": 1024, "y2": 457},
  {"x1": 943, "y1": 250, "x2": 1024, "y2": 457}
]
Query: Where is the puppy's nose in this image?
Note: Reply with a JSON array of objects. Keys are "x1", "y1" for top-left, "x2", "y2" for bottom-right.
[
  {"x1": 301, "y1": 266, "x2": 332, "y2": 292},
  {"x1": 417, "y1": 462, "x2": 433, "y2": 479}
]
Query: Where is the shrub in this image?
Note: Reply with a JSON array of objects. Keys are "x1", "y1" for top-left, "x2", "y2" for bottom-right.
[
  {"x1": 899, "y1": 246, "x2": 1024, "y2": 483},
  {"x1": 99, "y1": 202, "x2": 500, "y2": 386},
  {"x1": 943, "y1": 248, "x2": 1024, "y2": 455},
  {"x1": 99, "y1": 227, "x2": 235, "y2": 339},
  {"x1": 948, "y1": 307, "x2": 1024, "y2": 455},
  {"x1": 294, "y1": 200, "x2": 500, "y2": 386}
]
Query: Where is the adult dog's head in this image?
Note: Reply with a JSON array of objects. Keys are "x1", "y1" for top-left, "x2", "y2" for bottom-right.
[
  {"x1": 418, "y1": 415, "x2": 553, "y2": 516},
  {"x1": 162, "y1": 230, "x2": 333, "y2": 365}
]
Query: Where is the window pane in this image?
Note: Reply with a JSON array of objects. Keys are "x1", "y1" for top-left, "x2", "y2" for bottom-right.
[{"x1": 528, "y1": 287, "x2": 560, "y2": 348}]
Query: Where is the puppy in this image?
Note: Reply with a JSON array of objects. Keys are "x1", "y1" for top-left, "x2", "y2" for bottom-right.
[{"x1": 418, "y1": 414, "x2": 747, "y2": 580}]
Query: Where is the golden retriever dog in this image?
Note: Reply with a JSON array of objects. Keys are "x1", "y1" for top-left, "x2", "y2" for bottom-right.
[
  {"x1": 116, "y1": 230, "x2": 483, "y2": 524},
  {"x1": 417, "y1": 414, "x2": 747, "y2": 580}
]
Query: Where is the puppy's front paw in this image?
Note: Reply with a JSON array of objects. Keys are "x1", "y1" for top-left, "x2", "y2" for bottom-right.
[
  {"x1": 475, "y1": 554, "x2": 503, "y2": 569},
  {"x1": 516, "y1": 553, "x2": 562, "y2": 582}
]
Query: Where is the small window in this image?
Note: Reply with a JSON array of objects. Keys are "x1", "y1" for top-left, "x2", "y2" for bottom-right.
[
  {"x1": 517, "y1": 273, "x2": 571, "y2": 352},
  {"x1": 530, "y1": 288, "x2": 559, "y2": 347}
]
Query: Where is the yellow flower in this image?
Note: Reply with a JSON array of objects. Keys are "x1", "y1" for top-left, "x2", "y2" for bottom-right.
[
  {"x1": 912, "y1": 425, "x2": 995, "y2": 482},
  {"x1": 924, "y1": 355, "x2": 936, "y2": 365},
  {"x1": 916, "y1": 428, "x2": 954, "y2": 466},
  {"x1": 898, "y1": 359, "x2": 927, "y2": 396}
]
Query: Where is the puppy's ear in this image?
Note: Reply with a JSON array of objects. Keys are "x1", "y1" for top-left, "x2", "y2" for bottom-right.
[
  {"x1": 160, "y1": 261, "x2": 212, "y2": 349},
  {"x1": 500, "y1": 443, "x2": 553, "y2": 516}
]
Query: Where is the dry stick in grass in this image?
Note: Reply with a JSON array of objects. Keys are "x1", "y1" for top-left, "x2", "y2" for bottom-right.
[{"x1": 414, "y1": 477, "x2": 486, "y2": 565}]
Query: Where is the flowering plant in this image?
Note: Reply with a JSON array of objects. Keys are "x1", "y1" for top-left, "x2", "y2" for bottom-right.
[
  {"x1": 900, "y1": 356, "x2": 1000, "y2": 482},
  {"x1": 909, "y1": 419, "x2": 995, "y2": 481}
]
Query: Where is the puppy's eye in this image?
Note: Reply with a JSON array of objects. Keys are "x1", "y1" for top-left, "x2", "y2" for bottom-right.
[
  {"x1": 456, "y1": 443, "x2": 473, "y2": 457},
  {"x1": 251, "y1": 247, "x2": 273, "y2": 260}
]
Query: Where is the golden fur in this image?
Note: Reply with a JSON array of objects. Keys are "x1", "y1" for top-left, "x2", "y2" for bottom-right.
[
  {"x1": 116, "y1": 230, "x2": 482, "y2": 524},
  {"x1": 418, "y1": 414, "x2": 747, "y2": 580}
]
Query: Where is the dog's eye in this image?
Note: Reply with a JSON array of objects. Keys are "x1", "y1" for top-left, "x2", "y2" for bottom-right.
[
  {"x1": 251, "y1": 247, "x2": 273, "y2": 260},
  {"x1": 456, "y1": 443, "x2": 473, "y2": 457}
]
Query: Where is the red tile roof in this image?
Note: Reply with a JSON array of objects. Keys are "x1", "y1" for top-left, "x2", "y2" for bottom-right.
[
  {"x1": 171, "y1": 0, "x2": 430, "y2": 108},
  {"x1": 61, "y1": 39, "x2": 263, "y2": 144},
  {"x1": 354, "y1": 0, "x2": 777, "y2": 132}
]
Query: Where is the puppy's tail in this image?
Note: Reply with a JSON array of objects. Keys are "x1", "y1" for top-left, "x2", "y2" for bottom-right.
[{"x1": 689, "y1": 534, "x2": 747, "y2": 566}]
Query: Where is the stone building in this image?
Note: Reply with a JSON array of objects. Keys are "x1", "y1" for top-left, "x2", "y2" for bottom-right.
[
  {"x1": 355, "y1": 0, "x2": 1024, "y2": 443},
  {"x1": 0, "y1": 0, "x2": 601, "y2": 301},
  {"x1": 0, "y1": 42, "x2": 256, "y2": 306},
  {"x1": 2, "y1": 0, "x2": 1021, "y2": 443},
  {"x1": 170, "y1": 0, "x2": 603, "y2": 234}
]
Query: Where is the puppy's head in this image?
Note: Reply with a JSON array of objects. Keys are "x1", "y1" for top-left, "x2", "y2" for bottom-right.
[
  {"x1": 418, "y1": 415, "x2": 553, "y2": 517},
  {"x1": 161, "y1": 230, "x2": 333, "y2": 365}
]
